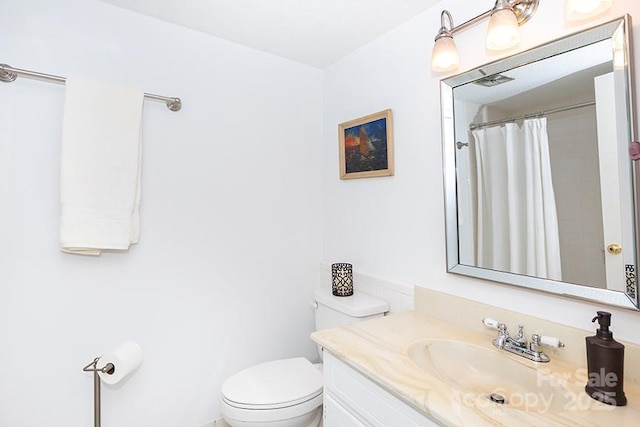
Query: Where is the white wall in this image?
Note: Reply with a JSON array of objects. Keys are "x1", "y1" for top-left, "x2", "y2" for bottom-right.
[
  {"x1": 0, "y1": 1, "x2": 323, "y2": 426},
  {"x1": 322, "y1": 0, "x2": 640, "y2": 343},
  {"x1": 3, "y1": 0, "x2": 640, "y2": 425}
]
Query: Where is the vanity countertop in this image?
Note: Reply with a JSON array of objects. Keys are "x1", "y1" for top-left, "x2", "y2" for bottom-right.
[{"x1": 311, "y1": 310, "x2": 640, "y2": 426}]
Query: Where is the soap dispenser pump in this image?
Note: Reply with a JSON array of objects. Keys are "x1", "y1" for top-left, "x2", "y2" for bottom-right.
[{"x1": 585, "y1": 311, "x2": 627, "y2": 406}]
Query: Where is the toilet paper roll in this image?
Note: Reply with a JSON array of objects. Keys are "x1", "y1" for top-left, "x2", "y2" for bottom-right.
[{"x1": 97, "y1": 341, "x2": 143, "y2": 385}]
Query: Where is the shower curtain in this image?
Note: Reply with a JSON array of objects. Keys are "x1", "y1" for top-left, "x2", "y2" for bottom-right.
[{"x1": 472, "y1": 117, "x2": 562, "y2": 280}]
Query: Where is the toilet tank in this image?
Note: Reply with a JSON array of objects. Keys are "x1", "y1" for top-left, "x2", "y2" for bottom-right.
[{"x1": 313, "y1": 288, "x2": 389, "y2": 331}]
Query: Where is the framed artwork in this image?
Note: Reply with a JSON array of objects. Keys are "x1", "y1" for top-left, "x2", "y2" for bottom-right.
[{"x1": 338, "y1": 109, "x2": 394, "y2": 179}]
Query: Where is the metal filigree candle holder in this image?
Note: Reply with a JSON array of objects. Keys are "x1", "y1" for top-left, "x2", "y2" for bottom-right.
[{"x1": 331, "y1": 263, "x2": 354, "y2": 296}]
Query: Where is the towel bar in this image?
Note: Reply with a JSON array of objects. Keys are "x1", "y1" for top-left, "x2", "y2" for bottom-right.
[{"x1": 0, "y1": 63, "x2": 182, "y2": 111}]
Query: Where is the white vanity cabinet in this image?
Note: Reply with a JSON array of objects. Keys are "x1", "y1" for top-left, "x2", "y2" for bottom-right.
[{"x1": 322, "y1": 352, "x2": 439, "y2": 427}]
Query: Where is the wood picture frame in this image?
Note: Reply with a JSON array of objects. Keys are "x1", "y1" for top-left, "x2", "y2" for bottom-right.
[{"x1": 338, "y1": 109, "x2": 394, "y2": 179}]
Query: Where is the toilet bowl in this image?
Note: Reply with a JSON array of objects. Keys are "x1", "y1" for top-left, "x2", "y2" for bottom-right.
[
  {"x1": 221, "y1": 357, "x2": 323, "y2": 427},
  {"x1": 220, "y1": 288, "x2": 389, "y2": 427}
]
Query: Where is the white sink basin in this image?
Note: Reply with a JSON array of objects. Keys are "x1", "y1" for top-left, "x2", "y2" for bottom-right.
[{"x1": 407, "y1": 340, "x2": 576, "y2": 413}]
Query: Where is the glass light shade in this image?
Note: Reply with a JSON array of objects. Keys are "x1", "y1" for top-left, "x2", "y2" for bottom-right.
[
  {"x1": 565, "y1": 0, "x2": 612, "y2": 21},
  {"x1": 431, "y1": 35, "x2": 459, "y2": 72},
  {"x1": 486, "y1": 9, "x2": 520, "y2": 51}
]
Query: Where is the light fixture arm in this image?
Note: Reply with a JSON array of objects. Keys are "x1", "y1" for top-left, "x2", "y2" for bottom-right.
[
  {"x1": 446, "y1": 0, "x2": 539, "y2": 37},
  {"x1": 434, "y1": 10, "x2": 455, "y2": 41}
]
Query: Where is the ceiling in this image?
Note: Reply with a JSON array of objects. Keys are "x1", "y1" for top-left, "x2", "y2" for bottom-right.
[{"x1": 98, "y1": 0, "x2": 443, "y2": 68}]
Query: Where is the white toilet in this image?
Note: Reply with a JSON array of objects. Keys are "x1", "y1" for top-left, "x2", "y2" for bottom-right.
[{"x1": 220, "y1": 288, "x2": 389, "y2": 427}]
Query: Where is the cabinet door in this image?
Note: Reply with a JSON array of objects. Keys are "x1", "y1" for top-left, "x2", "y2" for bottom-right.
[
  {"x1": 323, "y1": 352, "x2": 438, "y2": 427},
  {"x1": 324, "y1": 394, "x2": 367, "y2": 427}
]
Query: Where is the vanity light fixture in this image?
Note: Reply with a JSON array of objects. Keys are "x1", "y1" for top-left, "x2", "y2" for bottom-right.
[
  {"x1": 431, "y1": 0, "x2": 540, "y2": 73},
  {"x1": 431, "y1": 11, "x2": 459, "y2": 72},
  {"x1": 486, "y1": 0, "x2": 521, "y2": 50},
  {"x1": 565, "y1": 0, "x2": 613, "y2": 21}
]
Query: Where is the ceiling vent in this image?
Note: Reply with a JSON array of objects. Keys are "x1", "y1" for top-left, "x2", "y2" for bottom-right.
[{"x1": 473, "y1": 74, "x2": 514, "y2": 87}]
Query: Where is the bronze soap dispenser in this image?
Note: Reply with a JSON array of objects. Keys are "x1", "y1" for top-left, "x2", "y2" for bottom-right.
[{"x1": 585, "y1": 311, "x2": 627, "y2": 406}]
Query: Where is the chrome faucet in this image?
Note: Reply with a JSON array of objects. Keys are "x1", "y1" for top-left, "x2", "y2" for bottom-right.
[{"x1": 482, "y1": 318, "x2": 565, "y2": 363}]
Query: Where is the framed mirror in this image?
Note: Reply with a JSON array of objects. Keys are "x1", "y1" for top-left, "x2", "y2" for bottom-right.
[{"x1": 441, "y1": 16, "x2": 640, "y2": 309}]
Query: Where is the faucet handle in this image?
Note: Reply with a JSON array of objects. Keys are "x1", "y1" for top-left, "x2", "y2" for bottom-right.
[
  {"x1": 484, "y1": 318, "x2": 510, "y2": 349},
  {"x1": 539, "y1": 335, "x2": 565, "y2": 348},
  {"x1": 497, "y1": 323, "x2": 508, "y2": 335},
  {"x1": 492, "y1": 323, "x2": 509, "y2": 349},
  {"x1": 530, "y1": 334, "x2": 565, "y2": 352},
  {"x1": 482, "y1": 318, "x2": 502, "y2": 329},
  {"x1": 530, "y1": 334, "x2": 542, "y2": 353}
]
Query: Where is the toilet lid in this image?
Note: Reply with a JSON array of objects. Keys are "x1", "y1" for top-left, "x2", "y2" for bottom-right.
[{"x1": 221, "y1": 357, "x2": 322, "y2": 408}]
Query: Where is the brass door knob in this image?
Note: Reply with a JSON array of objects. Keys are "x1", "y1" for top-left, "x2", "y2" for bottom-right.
[{"x1": 607, "y1": 244, "x2": 622, "y2": 255}]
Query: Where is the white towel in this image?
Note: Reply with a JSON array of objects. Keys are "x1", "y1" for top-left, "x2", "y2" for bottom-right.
[{"x1": 60, "y1": 76, "x2": 144, "y2": 255}]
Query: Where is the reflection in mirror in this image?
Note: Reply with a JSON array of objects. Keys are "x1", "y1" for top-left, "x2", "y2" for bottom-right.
[{"x1": 441, "y1": 16, "x2": 639, "y2": 309}]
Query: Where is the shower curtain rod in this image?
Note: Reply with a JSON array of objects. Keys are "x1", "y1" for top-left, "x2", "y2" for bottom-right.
[
  {"x1": 0, "y1": 63, "x2": 182, "y2": 111},
  {"x1": 469, "y1": 100, "x2": 595, "y2": 131}
]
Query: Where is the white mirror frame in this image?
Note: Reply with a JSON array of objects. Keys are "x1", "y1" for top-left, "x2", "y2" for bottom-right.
[{"x1": 441, "y1": 16, "x2": 640, "y2": 310}]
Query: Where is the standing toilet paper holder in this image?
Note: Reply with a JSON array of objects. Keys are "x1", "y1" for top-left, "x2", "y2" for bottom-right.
[
  {"x1": 82, "y1": 341, "x2": 143, "y2": 427},
  {"x1": 83, "y1": 357, "x2": 115, "y2": 427}
]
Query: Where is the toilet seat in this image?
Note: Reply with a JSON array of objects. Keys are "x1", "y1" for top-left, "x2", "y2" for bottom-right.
[
  {"x1": 221, "y1": 357, "x2": 323, "y2": 410},
  {"x1": 221, "y1": 357, "x2": 323, "y2": 426},
  {"x1": 221, "y1": 396, "x2": 322, "y2": 426}
]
